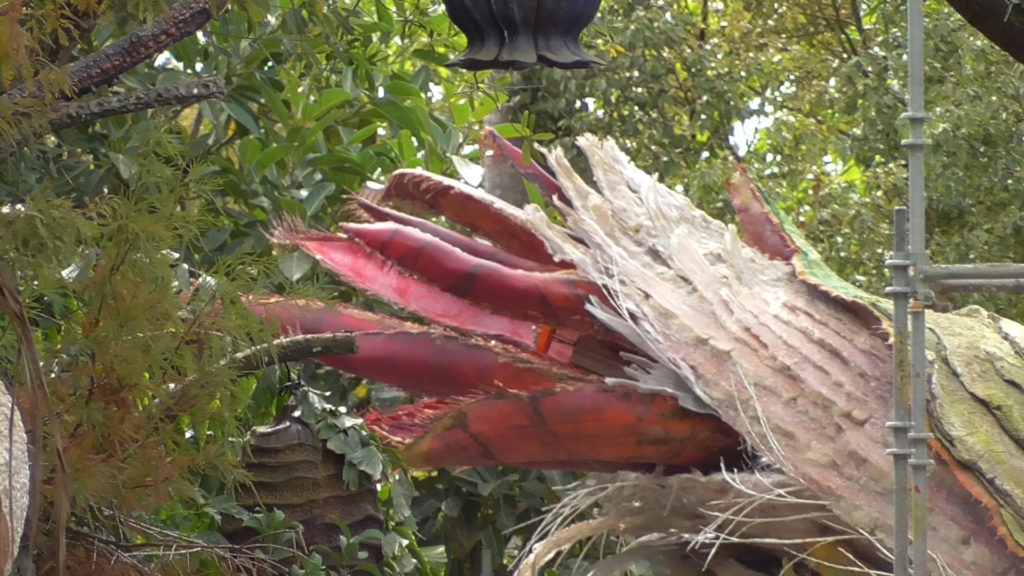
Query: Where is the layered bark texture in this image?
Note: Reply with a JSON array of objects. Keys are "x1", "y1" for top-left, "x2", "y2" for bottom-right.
[
  {"x1": 258, "y1": 134, "x2": 1024, "y2": 575},
  {"x1": 222, "y1": 415, "x2": 382, "y2": 564},
  {"x1": 0, "y1": 380, "x2": 29, "y2": 576}
]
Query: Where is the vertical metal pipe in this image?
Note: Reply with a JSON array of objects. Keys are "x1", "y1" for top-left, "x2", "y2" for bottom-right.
[
  {"x1": 906, "y1": 0, "x2": 927, "y2": 253},
  {"x1": 904, "y1": 0, "x2": 934, "y2": 571},
  {"x1": 885, "y1": 207, "x2": 912, "y2": 576},
  {"x1": 909, "y1": 302, "x2": 933, "y2": 575}
]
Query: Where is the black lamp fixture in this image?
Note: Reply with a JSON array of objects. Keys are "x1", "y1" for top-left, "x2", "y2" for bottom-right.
[{"x1": 444, "y1": 0, "x2": 604, "y2": 70}]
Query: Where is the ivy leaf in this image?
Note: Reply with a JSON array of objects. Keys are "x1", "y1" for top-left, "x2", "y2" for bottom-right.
[
  {"x1": 350, "y1": 446, "x2": 384, "y2": 479},
  {"x1": 325, "y1": 430, "x2": 362, "y2": 455},
  {"x1": 277, "y1": 251, "x2": 314, "y2": 281},
  {"x1": 107, "y1": 152, "x2": 137, "y2": 180},
  {"x1": 381, "y1": 531, "x2": 409, "y2": 557}
]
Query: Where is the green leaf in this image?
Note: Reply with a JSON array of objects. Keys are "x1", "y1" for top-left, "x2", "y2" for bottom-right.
[
  {"x1": 471, "y1": 97, "x2": 501, "y2": 122},
  {"x1": 380, "y1": 531, "x2": 409, "y2": 557},
  {"x1": 302, "y1": 181, "x2": 336, "y2": 215},
  {"x1": 384, "y1": 80, "x2": 423, "y2": 102},
  {"x1": 491, "y1": 122, "x2": 532, "y2": 139},
  {"x1": 326, "y1": 431, "x2": 360, "y2": 455},
  {"x1": 311, "y1": 87, "x2": 353, "y2": 119},
  {"x1": 202, "y1": 226, "x2": 232, "y2": 252},
  {"x1": 350, "y1": 446, "x2": 384, "y2": 479},
  {"x1": 450, "y1": 100, "x2": 471, "y2": 128},
  {"x1": 348, "y1": 124, "x2": 381, "y2": 146},
  {"x1": 257, "y1": 76, "x2": 291, "y2": 123},
  {"x1": 224, "y1": 98, "x2": 262, "y2": 136},
  {"x1": 107, "y1": 152, "x2": 136, "y2": 180},
  {"x1": 375, "y1": 0, "x2": 395, "y2": 32},
  {"x1": 254, "y1": 143, "x2": 296, "y2": 171},
  {"x1": 373, "y1": 99, "x2": 426, "y2": 136},
  {"x1": 412, "y1": 48, "x2": 451, "y2": 66},
  {"x1": 237, "y1": 138, "x2": 262, "y2": 166},
  {"x1": 277, "y1": 251, "x2": 314, "y2": 281},
  {"x1": 397, "y1": 130, "x2": 417, "y2": 165}
]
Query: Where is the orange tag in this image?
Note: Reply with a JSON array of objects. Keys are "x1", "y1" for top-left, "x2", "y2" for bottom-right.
[{"x1": 535, "y1": 326, "x2": 555, "y2": 355}]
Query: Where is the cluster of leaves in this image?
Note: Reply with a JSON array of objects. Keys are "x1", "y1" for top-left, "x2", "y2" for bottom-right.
[
  {"x1": 515, "y1": 0, "x2": 1024, "y2": 320},
  {"x1": 171, "y1": 0, "x2": 514, "y2": 233},
  {"x1": 0, "y1": 161, "x2": 274, "y2": 567},
  {"x1": 1, "y1": 0, "x2": 571, "y2": 573},
  {"x1": 6, "y1": 0, "x2": 1022, "y2": 573}
]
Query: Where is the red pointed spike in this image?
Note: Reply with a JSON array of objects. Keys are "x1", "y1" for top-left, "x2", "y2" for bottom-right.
[
  {"x1": 244, "y1": 295, "x2": 415, "y2": 334},
  {"x1": 727, "y1": 164, "x2": 799, "y2": 262},
  {"x1": 381, "y1": 170, "x2": 562, "y2": 267},
  {"x1": 365, "y1": 398, "x2": 456, "y2": 445},
  {"x1": 340, "y1": 221, "x2": 609, "y2": 334},
  {"x1": 396, "y1": 386, "x2": 744, "y2": 472},
  {"x1": 315, "y1": 331, "x2": 580, "y2": 397},
  {"x1": 269, "y1": 226, "x2": 575, "y2": 363},
  {"x1": 248, "y1": 296, "x2": 585, "y2": 396},
  {"x1": 354, "y1": 196, "x2": 563, "y2": 272}
]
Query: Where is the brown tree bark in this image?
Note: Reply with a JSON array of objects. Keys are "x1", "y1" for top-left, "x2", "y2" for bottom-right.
[{"x1": 3, "y1": 0, "x2": 218, "y2": 101}]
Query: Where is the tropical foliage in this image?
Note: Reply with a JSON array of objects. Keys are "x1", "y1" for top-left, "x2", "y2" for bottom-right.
[
  {"x1": 518, "y1": 0, "x2": 1024, "y2": 319},
  {"x1": 0, "y1": 0, "x2": 1021, "y2": 574}
]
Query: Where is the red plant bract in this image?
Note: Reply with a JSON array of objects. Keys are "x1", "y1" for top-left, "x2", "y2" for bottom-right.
[{"x1": 256, "y1": 132, "x2": 747, "y2": 473}]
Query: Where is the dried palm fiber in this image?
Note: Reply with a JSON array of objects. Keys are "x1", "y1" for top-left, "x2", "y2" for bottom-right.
[
  {"x1": 516, "y1": 471, "x2": 894, "y2": 576},
  {"x1": 511, "y1": 136, "x2": 1024, "y2": 575}
]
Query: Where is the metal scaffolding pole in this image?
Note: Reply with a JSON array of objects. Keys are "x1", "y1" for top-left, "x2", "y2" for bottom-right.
[
  {"x1": 901, "y1": 0, "x2": 935, "y2": 571},
  {"x1": 885, "y1": 208, "x2": 912, "y2": 576},
  {"x1": 925, "y1": 263, "x2": 1024, "y2": 281},
  {"x1": 888, "y1": 0, "x2": 1024, "y2": 573}
]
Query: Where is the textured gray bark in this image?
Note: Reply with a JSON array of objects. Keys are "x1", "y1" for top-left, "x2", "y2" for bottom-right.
[
  {"x1": 0, "y1": 380, "x2": 29, "y2": 576},
  {"x1": 48, "y1": 80, "x2": 226, "y2": 131}
]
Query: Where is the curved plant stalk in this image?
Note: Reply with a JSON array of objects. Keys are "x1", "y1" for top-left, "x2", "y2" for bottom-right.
[
  {"x1": 353, "y1": 196, "x2": 561, "y2": 272},
  {"x1": 338, "y1": 221, "x2": 608, "y2": 333},
  {"x1": 368, "y1": 170, "x2": 562, "y2": 267}
]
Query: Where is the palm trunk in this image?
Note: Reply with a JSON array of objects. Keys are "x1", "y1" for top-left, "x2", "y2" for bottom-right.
[{"x1": 519, "y1": 136, "x2": 1024, "y2": 575}]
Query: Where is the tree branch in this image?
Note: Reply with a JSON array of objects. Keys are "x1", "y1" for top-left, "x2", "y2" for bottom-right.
[
  {"x1": 48, "y1": 79, "x2": 226, "y2": 130},
  {"x1": 3, "y1": 0, "x2": 218, "y2": 101},
  {"x1": 222, "y1": 333, "x2": 359, "y2": 374}
]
